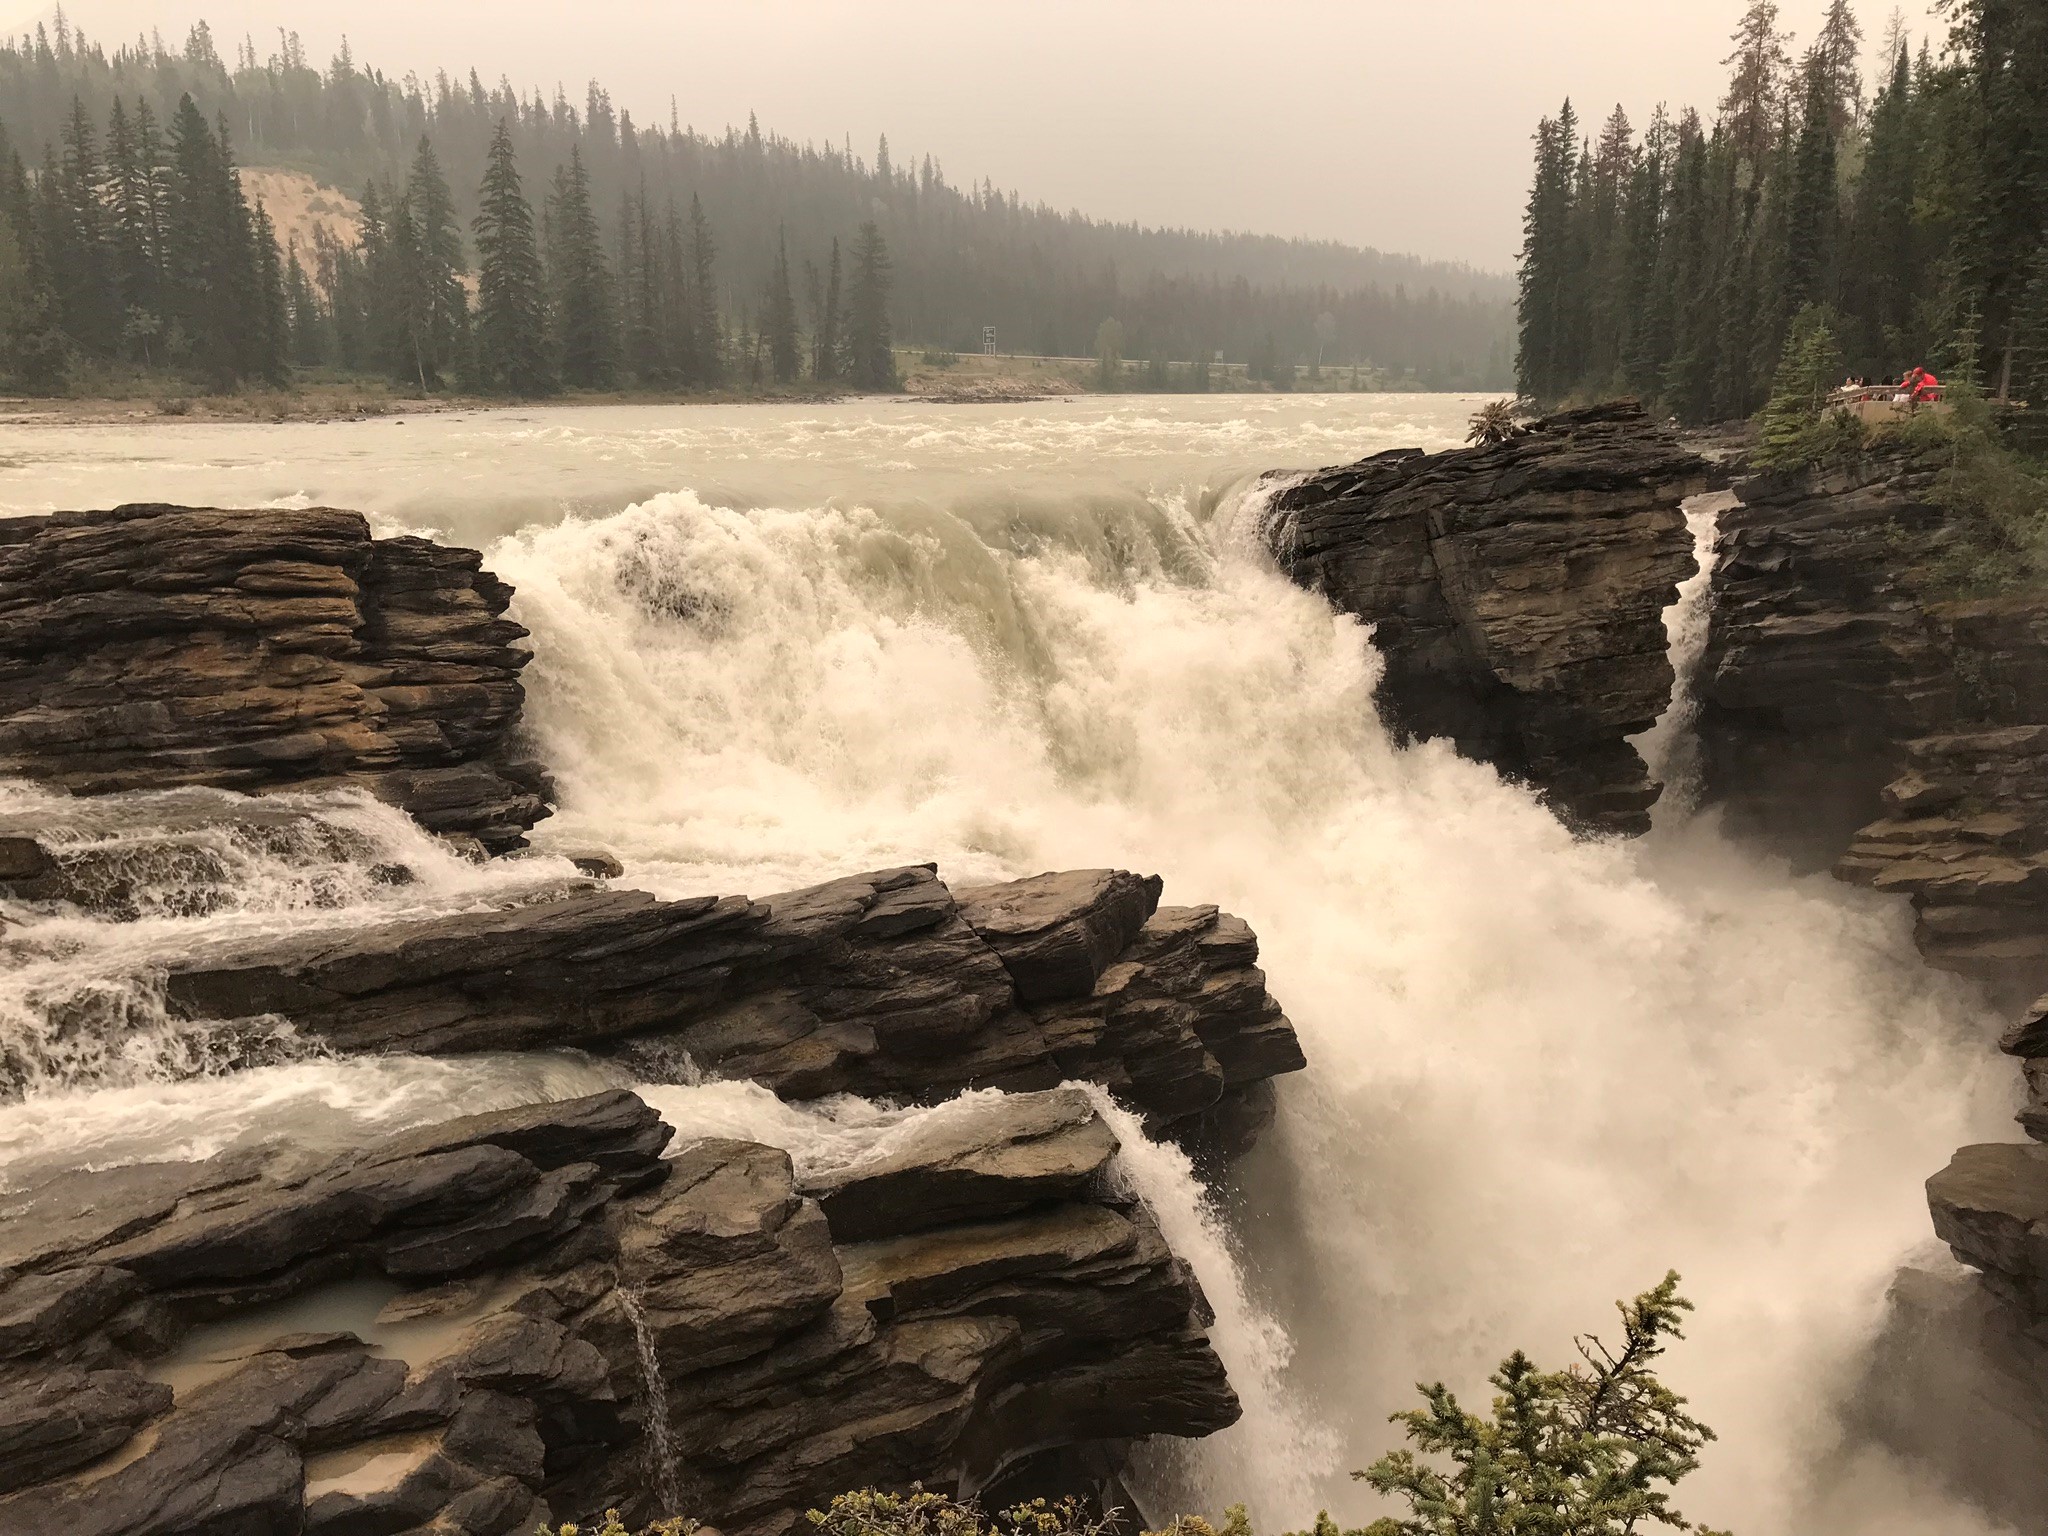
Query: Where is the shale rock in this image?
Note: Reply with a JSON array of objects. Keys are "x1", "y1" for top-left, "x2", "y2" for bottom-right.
[
  {"x1": 0, "y1": 505, "x2": 548, "y2": 852},
  {"x1": 0, "y1": 1089, "x2": 1239, "y2": 1536},
  {"x1": 1698, "y1": 447, "x2": 2048, "y2": 1006},
  {"x1": 1269, "y1": 400, "x2": 1705, "y2": 835},
  {"x1": 1698, "y1": 449, "x2": 1958, "y2": 862},
  {"x1": 159, "y1": 864, "x2": 1304, "y2": 1137}
]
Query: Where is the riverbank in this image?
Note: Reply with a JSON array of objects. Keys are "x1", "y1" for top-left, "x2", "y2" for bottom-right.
[{"x1": 0, "y1": 349, "x2": 1487, "y2": 427}]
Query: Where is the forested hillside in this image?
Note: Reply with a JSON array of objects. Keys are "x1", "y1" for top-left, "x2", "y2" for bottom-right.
[
  {"x1": 0, "y1": 13, "x2": 1514, "y2": 395},
  {"x1": 1515, "y1": 0, "x2": 2048, "y2": 423}
]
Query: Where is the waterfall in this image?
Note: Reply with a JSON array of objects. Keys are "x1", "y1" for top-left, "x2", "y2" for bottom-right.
[
  {"x1": 2, "y1": 401, "x2": 2023, "y2": 1535},
  {"x1": 1634, "y1": 493, "x2": 1733, "y2": 819},
  {"x1": 618, "y1": 1286, "x2": 685, "y2": 1519}
]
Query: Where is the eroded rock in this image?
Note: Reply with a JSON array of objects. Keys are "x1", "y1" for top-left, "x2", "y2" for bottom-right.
[
  {"x1": 0, "y1": 1089, "x2": 1239, "y2": 1536},
  {"x1": 1268, "y1": 400, "x2": 1706, "y2": 835},
  {"x1": 158, "y1": 865, "x2": 1303, "y2": 1137},
  {"x1": 0, "y1": 505, "x2": 548, "y2": 852}
]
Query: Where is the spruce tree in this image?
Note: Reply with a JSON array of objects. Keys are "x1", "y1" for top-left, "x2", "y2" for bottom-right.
[
  {"x1": 815, "y1": 235, "x2": 842, "y2": 381},
  {"x1": 2011, "y1": 245, "x2": 2048, "y2": 407},
  {"x1": 844, "y1": 220, "x2": 895, "y2": 389},
  {"x1": 1, "y1": 138, "x2": 66, "y2": 390},
  {"x1": 685, "y1": 192, "x2": 720, "y2": 385},
  {"x1": 544, "y1": 146, "x2": 616, "y2": 388},
  {"x1": 1516, "y1": 102, "x2": 1578, "y2": 401},
  {"x1": 104, "y1": 98, "x2": 163, "y2": 364},
  {"x1": 764, "y1": 227, "x2": 799, "y2": 384},
  {"x1": 284, "y1": 241, "x2": 324, "y2": 366},
  {"x1": 248, "y1": 201, "x2": 289, "y2": 384},
  {"x1": 56, "y1": 97, "x2": 117, "y2": 356},
  {"x1": 401, "y1": 136, "x2": 466, "y2": 389},
  {"x1": 162, "y1": 94, "x2": 236, "y2": 384},
  {"x1": 1783, "y1": 57, "x2": 1839, "y2": 321},
  {"x1": 471, "y1": 120, "x2": 551, "y2": 394}
]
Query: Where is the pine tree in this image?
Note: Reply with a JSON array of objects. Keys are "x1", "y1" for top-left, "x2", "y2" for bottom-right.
[
  {"x1": 399, "y1": 136, "x2": 466, "y2": 389},
  {"x1": 248, "y1": 200, "x2": 289, "y2": 384},
  {"x1": 2011, "y1": 244, "x2": 2048, "y2": 407},
  {"x1": 764, "y1": 227, "x2": 799, "y2": 384},
  {"x1": 814, "y1": 235, "x2": 842, "y2": 381},
  {"x1": 104, "y1": 98, "x2": 163, "y2": 364},
  {"x1": 1721, "y1": 1, "x2": 1792, "y2": 168},
  {"x1": 55, "y1": 96, "x2": 117, "y2": 356},
  {"x1": 1812, "y1": 0, "x2": 1866, "y2": 138},
  {"x1": 1783, "y1": 56, "x2": 1840, "y2": 320},
  {"x1": 161, "y1": 94, "x2": 237, "y2": 384},
  {"x1": 544, "y1": 145, "x2": 615, "y2": 388},
  {"x1": 685, "y1": 192, "x2": 720, "y2": 385},
  {"x1": 844, "y1": 219, "x2": 895, "y2": 389},
  {"x1": 472, "y1": 121, "x2": 551, "y2": 394}
]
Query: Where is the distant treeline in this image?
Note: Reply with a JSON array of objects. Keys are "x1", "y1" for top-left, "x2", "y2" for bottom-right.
[
  {"x1": 0, "y1": 13, "x2": 1516, "y2": 394},
  {"x1": 1515, "y1": 0, "x2": 2048, "y2": 423}
]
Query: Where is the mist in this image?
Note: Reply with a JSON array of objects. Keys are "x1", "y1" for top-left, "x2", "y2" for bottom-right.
[{"x1": 5, "y1": 0, "x2": 1933, "y2": 268}]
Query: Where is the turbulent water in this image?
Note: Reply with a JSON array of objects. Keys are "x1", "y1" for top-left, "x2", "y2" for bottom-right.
[{"x1": 0, "y1": 396, "x2": 2024, "y2": 1534}]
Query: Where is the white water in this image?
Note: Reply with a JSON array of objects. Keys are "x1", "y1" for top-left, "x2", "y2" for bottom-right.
[{"x1": 0, "y1": 397, "x2": 2022, "y2": 1533}]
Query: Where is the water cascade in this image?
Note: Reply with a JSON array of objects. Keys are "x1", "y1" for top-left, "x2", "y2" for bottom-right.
[
  {"x1": 619, "y1": 1287, "x2": 686, "y2": 1519},
  {"x1": 0, "y1": 400, "x2": 2024, "y2": 1534}
]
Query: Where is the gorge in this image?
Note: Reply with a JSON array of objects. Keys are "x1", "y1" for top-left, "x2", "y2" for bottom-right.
[{"x1": 0, "y1": 395, "x2": 2029, "y2": 1536}]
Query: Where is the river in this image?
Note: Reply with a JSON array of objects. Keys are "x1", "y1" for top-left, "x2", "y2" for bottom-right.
[{"x1": 0, "y1": 394, "x2": 2020, "y2": 1534}]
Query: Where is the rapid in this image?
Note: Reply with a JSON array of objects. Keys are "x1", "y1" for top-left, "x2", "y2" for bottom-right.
[{"x1": 0, "y1": 395, "x2": 2023, "y2": 1534}]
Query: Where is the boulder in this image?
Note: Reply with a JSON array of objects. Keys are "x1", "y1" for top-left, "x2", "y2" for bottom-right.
[
  {"x1": 0, "y1": 1088, "x2": 1239, "y2": 1536},
  {"x1": 155, "y1": 866, "x2": 1304, "y2": 1137},
  {"x1": 0, "y1": 505, "x2": 548, "y2": 852},
  {"x1": 1268, "y1": 400, "x2": 1706, "y2": 835}
]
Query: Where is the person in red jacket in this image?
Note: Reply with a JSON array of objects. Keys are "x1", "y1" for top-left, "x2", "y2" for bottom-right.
[{"x1": 1905, "y1": 366, "x2": 1941, "y2": 403}]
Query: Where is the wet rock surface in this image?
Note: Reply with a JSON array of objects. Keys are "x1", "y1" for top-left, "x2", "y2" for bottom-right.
[
  {"x1": 0, "y1": 1088, "x2": 1238, "y2": 1536},
  {"x1": 0, "y1": 505, "x2": 548, "y2": 853},
  {"x1": 1267, "y1": 400, "x2": 1706, "y2": 835},
  {"x1": 158, "y1": 863, "x2": 1304, "y2": 1138}
]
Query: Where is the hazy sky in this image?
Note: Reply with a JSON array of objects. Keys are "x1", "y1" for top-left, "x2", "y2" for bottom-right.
[{"x1": 9, "y1": 0, "x2": 1938, "y2": 270}]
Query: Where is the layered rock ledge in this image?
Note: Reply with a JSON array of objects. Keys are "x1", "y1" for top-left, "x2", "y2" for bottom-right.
[
  {"x1": 0, "y1": 505, "x2": 547, "y2": 853},
  {"x1": 0, "y1": 1086, "x2": 1237, "y2": 1536},
  {"x1": 152, "y1": 862, "x2": 1304, "y2": 1148},
  {"x1": 1267, "y1": 400, "x2": 1706, "y2": 836}
]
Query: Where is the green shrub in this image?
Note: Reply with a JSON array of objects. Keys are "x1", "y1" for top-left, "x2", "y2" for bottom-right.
[
  {"x1": 1298, "y1": 1273, "x2": 1729, "y2": 1536},
  {"x1": 543, "y1": 1278, "x2": 1727, "y2": 1536}
]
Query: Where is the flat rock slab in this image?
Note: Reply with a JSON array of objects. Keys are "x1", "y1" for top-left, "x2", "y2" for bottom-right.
[
  {"x1": 158, "y1": 864, "x2": 1304, "y2": 1137},
  {"x1": 0, "y1": 1087, "x2": 1237, "y2": 1536}
]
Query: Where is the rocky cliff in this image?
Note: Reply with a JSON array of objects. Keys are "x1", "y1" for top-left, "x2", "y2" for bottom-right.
[
  {"x1": 1267, "y1": 400, "x2": 1706, "y2": 835},
  {"x1": 1689, "y1": 438, "x2": 2048, "y2": 1515},
  {"x1": 1699, "y1": 448, "x2": 2048, "y2": 1006},
  {"x1": 0, "y1": 505, "x2": 548, "y2": 853},
  {"x1": 0, "y1": 1087, "x2": 1237, "y2": 1536},
  {"x1": 0, "y1": 503, "x2": 1310, "y2": 1532}
]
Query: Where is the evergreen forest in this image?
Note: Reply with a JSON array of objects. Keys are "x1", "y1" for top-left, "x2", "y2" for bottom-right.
[
  {"x1": 0, "y1": 12, "x2": 1515, "y2": 396},
  {"x1": 1514, "y1": 0, "x2": 2048, "y2": 423}
]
